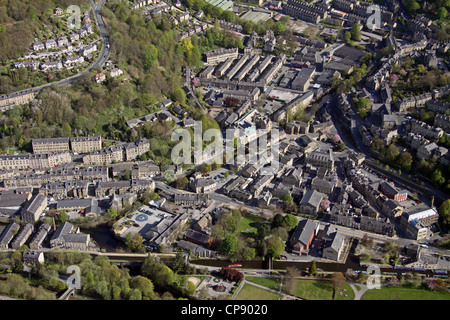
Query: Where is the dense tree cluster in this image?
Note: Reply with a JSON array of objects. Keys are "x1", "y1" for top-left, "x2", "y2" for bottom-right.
[
  {"x1": 0, "y1": 273, "x2": 56, "y2": 300},
  {"x1": 218, "y1": 266, "x2": 244, "y2": 282}
]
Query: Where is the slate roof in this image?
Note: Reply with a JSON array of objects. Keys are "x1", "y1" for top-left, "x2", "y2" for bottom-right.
[{"x1": 290, "y1": 219, "x2": 317, "y2": 246}]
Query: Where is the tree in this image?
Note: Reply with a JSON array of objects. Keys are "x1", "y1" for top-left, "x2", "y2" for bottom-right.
[
  {"x1": 355, "y1": 97, "x2": 371, "y2": 118},
  {"x1": 431, "y1": 168, "x2": 445, "y2": 187},
  {"x1": 309, "y1": 260, "x2": 317, "y2": 276},
  {"x1": 332, "y1": 134, "x2": 341, "y2": 144},
  {"x1": 282, "y1": 194, "x2": 296, "y2": 213},
  {"x1": 173, "y1": 87, "x2": 186, "y2": 105},
  {"x1": 350, "y1": 23, "x2": 361, "y2": 41},
  {"x1": 398, "y1": 151, "x2": 413, "y2": 171},
  {"x1": 141, "y1": 256, "x2": 174, "y2": 287},
  {"x1": 129, "y1": 276, "x2": 155, "y2": 300},
  {"x1": 284, "y1": 267, "x2": 300, "y2": 295},
  {"x1": 265, "y1": 236, "x2": 284, "y2": 258},
  {"x1": 106, "y1": 208, "x2": 118, "y2": 220},
  {"x1": 175, "y1": 176, "x2": 189, "y2": 190},
  {"x1": 344, "y1": 31, "x2": 352, "y2": 45},
  {"x1": 385, "y1": 144, "x2": 400, "y2": 165},
  {"x1": 219, "y1": 267, "x2": 244, "y2": 282},
  {"x1": 283, "y1": 214, "x2": 298, "y2": 232},
  {"x1": 222, "y1": 234, "x2": 238, "y2": 255},
  {"x1": 125, "y1": 232, "x2": 145, "y2": 253},
  {"x1": 403, "y1": 0, "x2": 420, "y2": 12},
  {"x1": 56, "y1": 210, "x2": 68, "y2": 224},
  {"x1": 257, "y1": 224, "x2": 271, "y2": 240},
  {"x1": 417, "y1": 64, "x2": 425, "y2": 74},
  {"x1": 171, "y1": 252, "x2": 189, "y2": 274},
  {"x1": 438, "y1": 199, "x2": 450, "y2": 228},
  {"x1": 186, "y1": 280, "x2": 197, "y2": 295},
  {"x1": 143, "y1": 44, "x2": 158, "y2": 70},
  {"x1": 330, "y1": 272, "x2": 346, "y2": 299},
  {"x1": 62, "y1": 122, "x2": 72, "y2": 137},
  {"x1": 273, "y1": 21, "x2": 286, "y2": 35},
  {"x1": 271, "y1": 213, "x2": 285, "y2": 229},
  {"x1": 437, "y1": 7, "x2": 448, "y2": 19}
]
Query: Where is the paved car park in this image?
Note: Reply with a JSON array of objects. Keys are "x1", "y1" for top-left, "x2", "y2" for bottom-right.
[{"x1": 195, "y1": 273, "x2": 239, "y2": 299}]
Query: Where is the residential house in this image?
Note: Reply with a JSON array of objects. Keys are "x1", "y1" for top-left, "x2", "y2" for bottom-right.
[
  {"x1": 29, "y1": 223, "x2": 52, "y2": 250},
  {"x1": 322, "y1": 231, "x2": 345, "y2": 261},
  {"x1": 21, "y1": 194, "x2": 48, "y2": 223},
  {"x1": 110, "y1": 68, "x2": 124, "y2": 78},
  {"x1": 193, "y1": 214, "x2": 212, "y2": 235},
  {"x1": 282, "y1": 167, "x2": 303, "y2": 187},
  {"x1": 360, "y1": 216, "x2": 394, "y2": 236},
  {"x1": 95, "y1": 72, "x2": 106, "y2": 83},
  {"x1": 70, "y1": 136, "x2": 102, "y2": 154},
  {"x1": 311, "y1": 177, "x2": 335, "y2": 195},
  {"x1": 69, "y1": 33, "x2": 80, "y2": 43},
  {"x1": 57, "y1": 37, "x2": 69, "y2": 47},
  {"x1": 56, "y1": 198, "x2": 100, "y2": 218},
  {"x1": 0, "y1": 223, "x2": 20, "y2": 250},
  {"x1": 23, "y1": 250, "x2": 45, "y2": 265},
  {"x1": 205, "y1": 48, "x2": 238, "y2": 65},
  {"x1": 45, "y1": 39, "x2": 57, "y2": 49},
  {"x1": 32, "y1": 42, "x2": 45, "y2": 51},
  {"x1": 32, "y1": 137, "x2": 70, "y2": 154},
  {"x1": 299, "y1": 189, "x2": 324, "y2": 216},
  {"x1": 64, "y1": 56, "x2": 85, "y2": 67},
  {"x1": 40, "y1": 61, "x2": 63, "y2": 71},
  {"x1": 190, "y1": 178, "x2": 217, "y2": 193},
  {"x1": 10, "y1": 223, "x2": 33, "y2": 249},
  {"x1": 417, "y1": 142, "x2": 439, "y2": 160},
  {"x1": 434, "y1": 114, "x2": 450, "y2": 132},
  {"x1": 54, "y1": 7, "x2": 63, "y2": 15},
  {"x1": 81, "y1": 44, "x2": 97, "y2": 56}
]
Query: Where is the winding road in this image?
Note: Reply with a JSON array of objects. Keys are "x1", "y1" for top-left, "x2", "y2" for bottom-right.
[{"x1": 3, "y1": 0, "x2": 110, "y2": 99}]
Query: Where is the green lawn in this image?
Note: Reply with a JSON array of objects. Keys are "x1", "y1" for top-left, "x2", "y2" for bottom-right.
[
  {"x1": 362, "y1": 286, "x2": 450, "y2": 300},
  {"x1": 238, "y1": 214, "x2": 263, "y2": 235},
  {"x1": 235, "y1": 283, "x2": 283, "y2": 300},
  {"x1": 246, "y1": 276, "x2": 283, "y2": 291},
  {"x1": 291, "y1": 279, "x2": 354, "y2": 300},
  {"x1": 246, "y1": 277, "x2": 355, "y2": 300}
]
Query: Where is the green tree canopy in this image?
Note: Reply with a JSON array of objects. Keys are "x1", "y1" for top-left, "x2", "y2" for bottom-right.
[
  {"x1": 283, "y1": 214, "x2": 299, "y2": 232},
  {"x1": 438, "y1": 199, "x2": 450, "y2": 228},
  {"x1": 222, "y1": 234, "x2": 238, "y2": 255},
  {"x1": 350, "y1": 23, "x2": 361, "y2": 41},
  {"x1": 265, "y1": 236, "x2": 284, "y2": 258}
]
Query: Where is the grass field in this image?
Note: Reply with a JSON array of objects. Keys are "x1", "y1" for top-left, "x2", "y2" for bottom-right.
[
  {"x1": 238, "y1": 214, "x2": 263, "y2": 235},
  {"x1": 246, "y1": 277, "x2": 283, "y2": 291},
  {"x1": 362, "y1": 286, "x2": 450, "y2": 300},
  {"x1": 235, "y1": 283, "x2": 283, "y2": 300},
  {"x1": 291, "y1": 279, "x2": 354, "y2": 300},
  {"x1": 246, "y1": 277, "x2": 355, "y2": 300}
]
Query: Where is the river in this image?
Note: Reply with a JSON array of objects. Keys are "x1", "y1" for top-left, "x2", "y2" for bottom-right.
[{"x1": 81, "y1": 223, "x2": 128, "y2": 252}]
